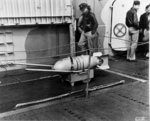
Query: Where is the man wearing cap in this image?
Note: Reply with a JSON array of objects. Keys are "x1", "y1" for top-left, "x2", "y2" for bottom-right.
[
  {"x1": 139, "y1": 4, "x2": 150, "y2": 58},
  {"x1": 125, "y1": 0, "x2": 140, "y2": 61},
  {"x1": 78, "y1": 3, "x2": 98, "y2": 55}
]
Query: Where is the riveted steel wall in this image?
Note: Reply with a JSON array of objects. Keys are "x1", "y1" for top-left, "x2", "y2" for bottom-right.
[{"x1": 0, "y1": 0, "x2": 73, "y2": 26}]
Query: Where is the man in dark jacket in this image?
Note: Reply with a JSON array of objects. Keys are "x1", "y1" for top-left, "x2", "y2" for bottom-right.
[
  {"x1": 139, "y1": 4, "x2": 150, "y2": 58},
  {"x1": 125, "y1": 0, "x2": 140, "y2": 61},
  {"x1": 78, "y1": 3, "x2": 98, "y2": 55},
  {"x1": 139, "y1": 5, "x2": 150, "y2": 33}
]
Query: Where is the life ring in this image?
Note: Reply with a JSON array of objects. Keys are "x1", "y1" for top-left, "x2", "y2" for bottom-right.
[{"x1": 113, "y1": 23, "x2": 127, "y2": 37}]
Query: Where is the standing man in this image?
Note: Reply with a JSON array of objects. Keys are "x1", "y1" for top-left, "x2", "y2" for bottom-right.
[
  {"x1": 125, "y1": 0, "x2": 140, "y2": 61},
  {"x1": 139, "y1": 4, "x2": 150, "y2": 58},
  {"x1": 78, "y1": 3, "x2": 98, "y2": 55}
]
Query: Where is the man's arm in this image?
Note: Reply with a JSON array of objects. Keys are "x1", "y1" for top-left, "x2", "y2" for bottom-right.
[
  {"x1": 91, "y1": 13, "x2": 98, "y2": 34},
  {"x1": 78, "y1": 15, "x2": 83, "y2": 33},
  {"x1": 133, "y1": 12, "x2": 139, "y2": 29},
  {"x1": 139, "y1": 14, "x2": 143, "y2": 31}
]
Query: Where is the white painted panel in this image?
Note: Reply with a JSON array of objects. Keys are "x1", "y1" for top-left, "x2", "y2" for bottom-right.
[
  {"x1": 111, "y1": 0, "x2": 149, "y2": 51},
  {"x1": 6, "y1": 32, "x2": 13, "y2": 43},
  {"x1": 0, "y1": 33, "x2": 5, "y2": 44},
  {"x1": 0, "y1": 0, "x2": 73, "y2": 26}
]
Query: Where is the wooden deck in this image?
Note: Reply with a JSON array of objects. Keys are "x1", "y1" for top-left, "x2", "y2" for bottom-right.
[{"x1": 0, "y1": 81, "x2": 149, "y2": 121}]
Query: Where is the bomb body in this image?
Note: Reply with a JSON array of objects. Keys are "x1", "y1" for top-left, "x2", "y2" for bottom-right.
[{"x1": 53, "y1": 55, "x2": 103, "y2": 71}]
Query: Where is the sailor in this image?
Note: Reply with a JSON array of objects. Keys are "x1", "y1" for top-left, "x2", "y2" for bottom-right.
[
  {"x1": 139, "y1": 4, "x2": 150, "y2": 58},
  {"x1": 125, "y1": 0, "x2": 140, "y2": 61},
  {"x1": 78, "y1": 3, "x2": 98, "y2": 55}
]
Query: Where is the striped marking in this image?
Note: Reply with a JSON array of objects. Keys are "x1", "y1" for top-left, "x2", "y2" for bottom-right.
[
  {"x1": 0, "y1": 95, "x2": 76, "y2": 118},
  {"x1": 0, "y1": 80, "x2": 124, "y2": 118},
  {"x1": 104, "y1": 69, "x2": 147, "y2": 83},
  {"x1": 15, "y1": 89, "x2": 84, "y2": 109},
  {"x1": 0, "y1": 75, "x2": 60, "y2": 87}
]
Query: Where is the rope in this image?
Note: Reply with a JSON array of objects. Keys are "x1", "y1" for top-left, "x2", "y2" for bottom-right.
[
  {"x1": 0, "y1": 35, "x2": 149, "y2": 62},
  {"x1": 0, "y1": 34, "x2": 148, "y2": 53},
  {"x1": 0, "y1": 42, "x2": 76, "y2": 53},
  {"x1": 0, "y1": 62, "x2": 8, "y2": 77},
  {"x1": 0, "y1": 34, "x2": 148, "y2": 84}
]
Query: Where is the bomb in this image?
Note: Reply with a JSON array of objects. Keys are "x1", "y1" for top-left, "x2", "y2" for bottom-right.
[{"x1": 53, "y1": 52, "x2": 103, "y2": 71}]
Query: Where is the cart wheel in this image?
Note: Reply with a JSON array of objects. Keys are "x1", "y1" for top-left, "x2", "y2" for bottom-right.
[
  {"x1": 71, "y1": 82, "x2": 74, "y2": 87},
  {"x1": 83, "y1": 79, "x2": 91, "y2": 83}
]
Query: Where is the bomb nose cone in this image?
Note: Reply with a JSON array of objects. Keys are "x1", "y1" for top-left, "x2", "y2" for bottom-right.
[
  {"x1": 53, "y1": 58, "x2": 71, "y2": 71},
  {"x1": 53, "y1": 63, "x2": 65, "y2": 70}
]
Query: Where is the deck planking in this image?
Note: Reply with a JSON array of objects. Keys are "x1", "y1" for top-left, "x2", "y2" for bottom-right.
[{"x1": 1, "y1": 80, "x2": 149, "y2": 121}]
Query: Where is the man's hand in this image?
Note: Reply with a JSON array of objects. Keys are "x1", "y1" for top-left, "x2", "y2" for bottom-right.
[
  {"x1": 78, "y1": 27, "x2": 83, "y2": 33},
  {"x1": 88, "y1": 31, "x2": 95, "y2": 39}
]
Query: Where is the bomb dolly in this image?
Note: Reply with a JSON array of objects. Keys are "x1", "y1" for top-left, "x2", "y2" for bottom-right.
[{"x1": 13, "y1": 52, "x2": 105, "y2": 86}]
